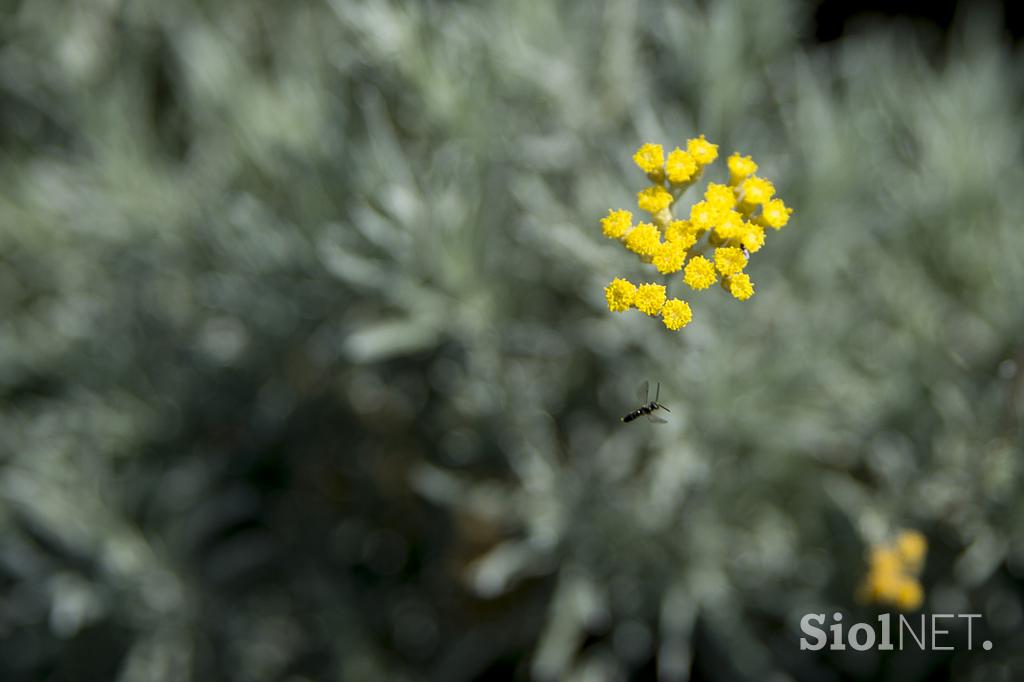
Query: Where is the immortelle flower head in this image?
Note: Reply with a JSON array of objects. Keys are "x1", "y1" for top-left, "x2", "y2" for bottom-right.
[
  {"x1": 605, "y1": 278, "x2": 637, "y2": 312},
  {"x1": 858, "y1": 530, "x2": 928, "y2": 611},
  {"x1": 600, "y1": 137, "x2": 792, "y2": 330}
]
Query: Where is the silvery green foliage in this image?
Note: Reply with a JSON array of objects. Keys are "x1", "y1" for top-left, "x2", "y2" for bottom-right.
[{"x1": 0, "y1": 0, "x2": 1021, "y2": 680}]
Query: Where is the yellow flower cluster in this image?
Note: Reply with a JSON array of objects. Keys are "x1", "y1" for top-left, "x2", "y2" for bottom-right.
[
  {"x1": 601, "y1": 138, "x2": 792, "y2": 330},
  {"x1": 859, "y1": 530, "x2": 928, "y2": 611},
  {"x1": 604, "y1": 279, "x2": 692, "y2": 330}
]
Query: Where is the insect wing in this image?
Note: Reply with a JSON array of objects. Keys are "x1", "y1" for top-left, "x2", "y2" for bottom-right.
[
  {"x1": 636, "y1": 380, "x2": 650, "y2": 404},
  {"x1": 646, "y1": 413, "x2": 668, "y2": 424}
]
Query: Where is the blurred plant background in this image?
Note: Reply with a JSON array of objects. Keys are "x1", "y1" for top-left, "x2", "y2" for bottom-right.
[{"x1": 1, "y1": 0, "x2": 1023, "y2": 680}]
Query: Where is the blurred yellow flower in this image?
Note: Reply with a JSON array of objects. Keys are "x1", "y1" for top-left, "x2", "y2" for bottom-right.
[
  {"x1": 869, "y1": 546, "x2": 902, "y2": 575},
  {"x1": 896, "y1": 530, "x2": 927, "y2": 571},
  {"x1": 860, "y1": 530, "x2": 928, "y2": 612},
  {"x1": 894, "y1": 578, "x2": 924, "y2": 611}
]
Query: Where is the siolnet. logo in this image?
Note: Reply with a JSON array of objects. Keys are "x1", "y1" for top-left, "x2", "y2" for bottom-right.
[{"x1": 800, "y1": 612, "x2": 991, "y2": 652}]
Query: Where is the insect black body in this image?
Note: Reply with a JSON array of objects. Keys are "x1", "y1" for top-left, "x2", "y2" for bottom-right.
[{"x1": 622, "y1": 381, "x2": 670, "y2": 423}]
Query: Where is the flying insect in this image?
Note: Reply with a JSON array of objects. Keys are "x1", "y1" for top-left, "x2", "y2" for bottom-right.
[{"x1": 622, "y1": 380, "x2": 670, "y2": 423}]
